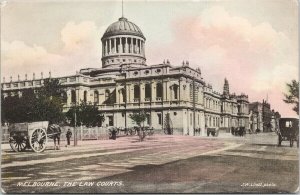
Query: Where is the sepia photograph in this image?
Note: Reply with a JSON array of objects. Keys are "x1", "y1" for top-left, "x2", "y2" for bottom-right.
[{"x1": 1, "y1": 0, "x2": 299, "y2": 193}]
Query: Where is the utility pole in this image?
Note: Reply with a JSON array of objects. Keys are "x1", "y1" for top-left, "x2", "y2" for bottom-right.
[
  {"x1": 74, "y1": 88, "x2": 78, "y2": 146},
  {"x1": 193, "y1": 76, "x2": 196, "y2": 136}
]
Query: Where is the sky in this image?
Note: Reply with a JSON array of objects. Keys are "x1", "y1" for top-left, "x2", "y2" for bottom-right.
[{"x1": 1, "y1": 0, "x2": 298, "y2": 117}]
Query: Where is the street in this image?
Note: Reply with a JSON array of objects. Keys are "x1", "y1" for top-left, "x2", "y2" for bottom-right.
[{"x1": 1, "y1": 132, "x2": 299, "y2": 193}]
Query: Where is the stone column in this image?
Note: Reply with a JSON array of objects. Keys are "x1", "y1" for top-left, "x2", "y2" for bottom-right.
[
  {"x1": 133, "y1": 38, "x2": 136, "y2": 53},
  {"x1": 141, "y1": 41, "x2": 144, "y2": 56},
  {"x1": 105, "y1": 40, "x2": 108, "y2": 55},
  {"x1": 130, "y1": 38, "x2": 133, "y2": 53},
  {"x1": 151, "y1": 80, "x2": 156, "y2": 102},
  {"x1": 140, "y1": 83, "x2": 145, "y2": 102},
  {"x1": 143, "y1": 41, "x2": 145, "y2": 56},
  {"x1": 179, "y1": 78, "x2": 185, "y2": 102},
  {"x1": 115, "y1": 86, "x2": 120, "y2": 104},
  {"x1": 126, "y1": 83, "x2": 131, "y2": 103},
  {"x1": 163, "y1": 79, "x2": 170, "y2": 101},
  {"x1": 76, "y1": 88, "x2": 81, "y2": 103},
  {"x1": 110, "y1": 39, "x2": 113, "y2": 54},
  {"x1": 125, "y1": 37, "x2": 128, "y2": 53},
  {"x1": 114, "y1": 38, "x2": 117, "y2": 53}
]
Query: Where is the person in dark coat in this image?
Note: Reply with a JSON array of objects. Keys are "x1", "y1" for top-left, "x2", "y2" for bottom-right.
[{"x1": 66, "y1": 129, "x2": 72, "y2": 146}]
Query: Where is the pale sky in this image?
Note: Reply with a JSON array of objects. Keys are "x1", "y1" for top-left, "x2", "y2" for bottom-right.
[{"x1": 1, "y1": 0, "x2": 298, "y2": 117}]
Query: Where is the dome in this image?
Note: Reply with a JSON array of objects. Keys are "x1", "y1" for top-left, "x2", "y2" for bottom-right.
[{"x1": 102, "y1": 17, "x2": 145, "y2": 39}]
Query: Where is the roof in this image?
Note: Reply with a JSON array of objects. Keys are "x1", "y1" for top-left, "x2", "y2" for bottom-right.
[{"x1": 102, "y1": 17, "x2": 145, "y2": 39}]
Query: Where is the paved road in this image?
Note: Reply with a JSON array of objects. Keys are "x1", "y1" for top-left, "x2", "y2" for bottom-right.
[{"x1": 1, "y1": 133, "x2": 299, "y2": 193}]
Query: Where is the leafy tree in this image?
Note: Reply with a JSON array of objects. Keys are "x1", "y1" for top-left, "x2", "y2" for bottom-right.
[
  {"x1": 65, "y1": 101, "x2": 104, "y2": 127},
  {"x1": 38, "y1": 79, "x2": 66, "y2": 100},
  {"x1": 129, "y1": 111, "x2": 148, "y2": 141},
  {"x1": 283, "y1": 79, "x2": 299, "y2": 115},
  {"x1": 1, "y1": 78, "x2": 66, "y2": 124}
]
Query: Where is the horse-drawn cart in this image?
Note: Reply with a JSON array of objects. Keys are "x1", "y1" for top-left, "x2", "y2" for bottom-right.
[
  {"x1": 8, "y1": 121, "x2": 59, "y2": 152},
  {"x1": 278, "y1": 118, "x2": 299, "y2": 147}
]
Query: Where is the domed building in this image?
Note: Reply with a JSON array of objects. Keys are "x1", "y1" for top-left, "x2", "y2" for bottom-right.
[
  {"x1": 2, "y1": 15, "x2": 253, "y2": 136},
  {"x1": 101, "y1": 17, "x2": 146, "y2": 68}
]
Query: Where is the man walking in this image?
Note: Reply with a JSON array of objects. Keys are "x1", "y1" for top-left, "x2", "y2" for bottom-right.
[{"x1": 66, "y1": 129, "x2": 72, "y2": 147}]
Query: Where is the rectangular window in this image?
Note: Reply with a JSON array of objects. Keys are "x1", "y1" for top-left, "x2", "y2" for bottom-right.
[
  {"x1": 157, "y1": 113, "x2": 162, "y2": 125},
  {"x1": 285, "y1": 121, "x2": 292, "y2": 127},
  {"x1": 108, "y1": 116, "x2": 113, "y2": 126},
  {"x1": 69, "y1": 77, "x2": 76, "y2": 82},
  {"x1": 190, "y1": 113, "x2": 192, "y2": 125},
  {"x1": 60, "y1": 78, "x2": 67, "y2": 83}
]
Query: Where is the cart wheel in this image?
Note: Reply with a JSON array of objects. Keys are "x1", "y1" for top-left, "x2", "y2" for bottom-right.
[
  {"x1": 29, "y1": 128, "x2": 47, "y2": 152},
  {"x1": 278, "y1": 136, "x2": 282, "y2": 146},
  {"x1": 9, "y1": 135, "x2": 27, "y2": 152},
  {"x1": 290, "y1": 138, "x2": 294, "y2": 147}
]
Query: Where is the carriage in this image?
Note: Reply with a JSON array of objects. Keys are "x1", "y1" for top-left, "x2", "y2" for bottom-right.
[
  {"x1": 278, "y1": 118, "x2": 299, "y2": 147},
  {"x1": 8, "y1": 121, "x2": 60, "y2": 152}
]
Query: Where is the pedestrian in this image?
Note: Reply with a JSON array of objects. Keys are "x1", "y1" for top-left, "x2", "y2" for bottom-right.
[{"x1": 66, "y1": 129, "x2": 72, "y2": 147}]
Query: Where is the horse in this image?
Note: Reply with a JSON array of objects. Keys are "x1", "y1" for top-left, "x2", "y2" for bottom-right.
[{"x1": 47, "y1": 124, "x2": 62, "y2": 150}]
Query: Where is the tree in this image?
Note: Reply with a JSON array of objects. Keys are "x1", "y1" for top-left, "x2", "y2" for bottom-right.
[
  {"x1": 65, "y1": 101, "x2": 104, "y2": 127},
  {"x1": 1, "y1": 78, "x2": 66, "y2": 124},
  {"x1": 283, "y1": 80, "x2": 299, "y2": 115},
  {"x1": 129, "y1": 111, "x2": 148, "y2": 141}
]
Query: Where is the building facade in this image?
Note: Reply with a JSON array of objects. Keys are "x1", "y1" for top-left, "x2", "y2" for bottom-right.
[
  {"x1": 1, "y1": 16, "x2": 251, "y2": 136},
  {"x1": 249, "y1": 100, "x2": 281, "y2": 132}
]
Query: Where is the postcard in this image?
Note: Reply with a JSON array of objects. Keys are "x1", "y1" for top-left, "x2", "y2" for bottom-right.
[{"x1": 1, "y1": 0, "x2": 298, "y2": 193}]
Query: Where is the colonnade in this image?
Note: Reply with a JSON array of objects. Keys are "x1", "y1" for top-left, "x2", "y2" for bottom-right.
[{"x1": 102, "y1": 37, "x2": 145, "y2": 56}]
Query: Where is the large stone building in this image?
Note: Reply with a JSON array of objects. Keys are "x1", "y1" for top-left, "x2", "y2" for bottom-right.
[
  {"x1": 1, "y1": 16, "x2": 251, "y2": 136},
  {"x1": 249, "y1": 100, "x2": 281, "y2": 132}
]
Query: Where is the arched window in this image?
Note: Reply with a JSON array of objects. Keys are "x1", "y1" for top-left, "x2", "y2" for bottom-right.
[
  {"x1": 71, "y1": 90, "x2": 76, "y2": 103},
  {"x1": 134, "y1": 85, "x2": 140, "y2": 99},
  {"x1": 156, "y1": 83, "x2": 163, "y2": 98},
  {"x1": 105, "y1": 89, "x2": 110, "y2": 101},
  {"x1": 145, "y1": 83, "x2": 151, "y2": 99},
  {"x1": 61, "y1": 91, "x2": 67, "y2": 103},
  {"x1": 83, "y1": 91, "x2": 87, "y2": 103},
  {"x1": 121, "y1": 88, "x2": 126, "y2": 103},
  {"x1": 173, "y1": 84, "x2": 178, "y2": 99},
  {"x1": 94, "y1": 91, "x2": 99, "y2": 104}
]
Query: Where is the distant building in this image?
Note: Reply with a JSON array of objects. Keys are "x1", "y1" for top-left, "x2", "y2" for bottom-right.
[
  {"x1": 1, "y1": 15, "x2": 253, "y2": 136},
  {"x1": 249, "y1": 100, "x2": 280, "y2": 132}
]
